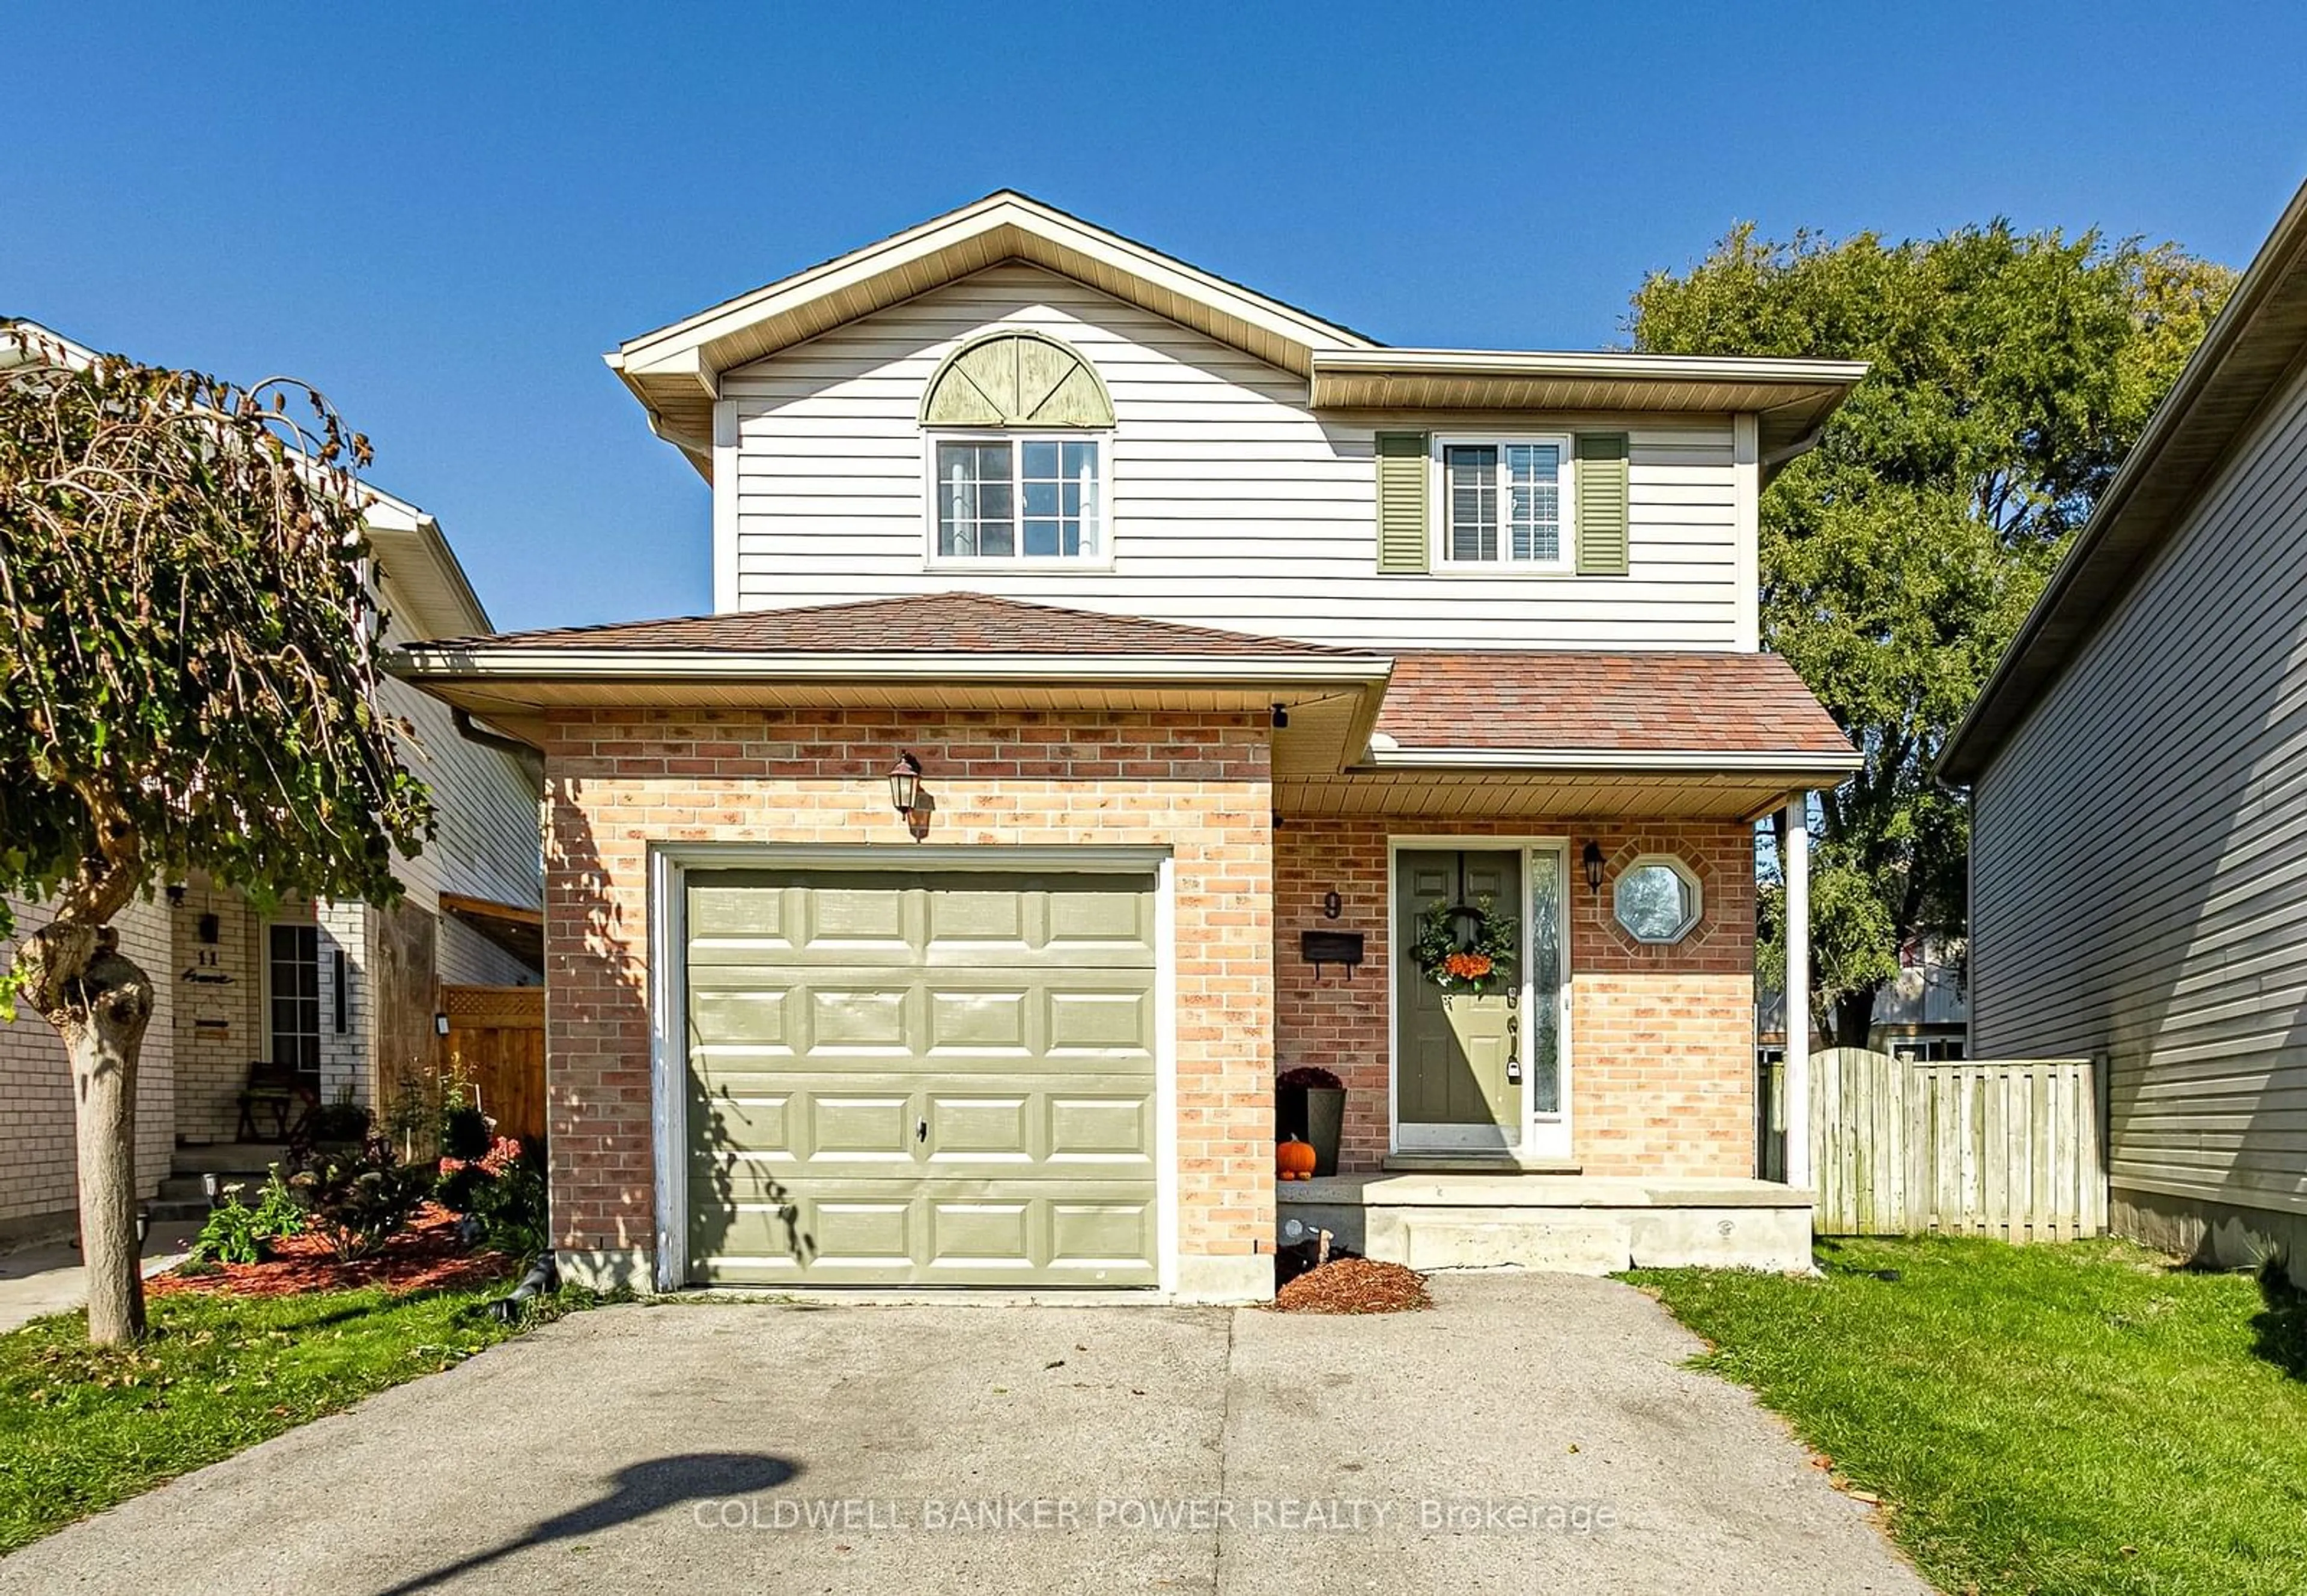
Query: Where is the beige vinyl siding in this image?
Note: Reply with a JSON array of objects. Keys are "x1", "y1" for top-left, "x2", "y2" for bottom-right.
[
  {"x1": 721, "y1": 264, "x2": 1745, "y2": 649},
  {"x1": 1971, "y1": 357, "x2": 2307, "y2": 1220},
  {"x1": 377, "y1": 663, "x2": 543, "y2": 920},
  {"x1": 438, "y1": 913, "x2": 538, "y2": 988}
]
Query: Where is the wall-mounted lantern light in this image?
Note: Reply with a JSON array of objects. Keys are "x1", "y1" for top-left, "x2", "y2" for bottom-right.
[
  {"x1": 165, "y1": 882, "x2": 187, "y2": 909},
  {"x1": 1582, "y1": 841, "x2": 1606, "y2": 895},
  {"x1": 887, "y1": 751, "x2": 925, "y2": 817},
  {"x1": 434, "y1": 1012, "x2": 451, "y2": 1038}
]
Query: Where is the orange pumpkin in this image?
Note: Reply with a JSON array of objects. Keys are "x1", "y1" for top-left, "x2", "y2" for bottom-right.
[{"x1": 1276, "y1": 1136, "x2": 1318, "y2": 1182}]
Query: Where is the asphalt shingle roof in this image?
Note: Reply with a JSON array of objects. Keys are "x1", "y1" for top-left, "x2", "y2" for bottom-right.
[
  {"x1": 419, "y1": 592, "x2": 1375, "y2": 660},
  {"x1": 1376, "y1": 650, "x2": 1852, "y2": 756}
]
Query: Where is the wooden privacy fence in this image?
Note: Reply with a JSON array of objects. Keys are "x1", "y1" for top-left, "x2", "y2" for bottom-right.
[
  {"x1": 439, "y1": 984, "x2": 546, "y2": 1148},
  {"x1": 1758, "y1": 1049, "x2": 2107, "y2": 1241}
]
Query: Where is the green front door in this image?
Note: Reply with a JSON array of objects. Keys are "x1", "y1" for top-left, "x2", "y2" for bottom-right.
[
  {"x1": 683, "y1": 867, "x2": 1160, "y2": 1288},
  {"x1": 1396, "y1": 849, "x2": 1522, "y2": 1150}
]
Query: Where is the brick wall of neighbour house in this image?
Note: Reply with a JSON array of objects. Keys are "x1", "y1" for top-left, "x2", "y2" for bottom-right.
[
  {"x1": 0, "y1": 894, "x2": 175, "y2": 1237},
  {"x1": 1274, "y1": 819, "x2": 1756, "y2": 1177},
  {"x1": 316, "y1": 900, "x2": 369, "y2": 1110},
  {"x1": 542, "y1": 706, "x2": 1276, "y2": 1279}
]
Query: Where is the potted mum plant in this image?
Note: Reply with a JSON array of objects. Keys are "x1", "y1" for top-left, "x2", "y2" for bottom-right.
[{"x1": 1275, "y1": 1065, "x2": 1346, "y2": 1177}]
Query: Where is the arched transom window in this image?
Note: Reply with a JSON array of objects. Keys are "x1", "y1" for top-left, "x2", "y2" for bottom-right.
[{"x1": 922, "y1": 332, "x2": 1113, "y2": 563}]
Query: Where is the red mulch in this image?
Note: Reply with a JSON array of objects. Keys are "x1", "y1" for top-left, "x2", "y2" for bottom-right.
[
  {"x1": 148, "y1": 1204, "x2": 514, "y2": 1300},
  {"x1": 1272, "y1": 1256, "x2": 1433, "y2": 1314}
]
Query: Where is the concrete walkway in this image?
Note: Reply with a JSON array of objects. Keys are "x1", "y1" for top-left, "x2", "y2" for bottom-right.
[
  {"x1": 0, "y1": 1221, "x2": 202, "y2": 1334},
  {"x1": 0, "y1": 1273, "x2": 1932, "y2": 1595}
]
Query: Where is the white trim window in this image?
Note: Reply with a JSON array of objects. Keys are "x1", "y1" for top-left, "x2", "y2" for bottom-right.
[
  {"x1": 265, "y1": 921, "x2": 322, "y2": 1079},
  {"x1": 1436, "y1": 435, "x2": 1571, "y2": 569},
  {"x1": 929, "y1": 433, "x2": 1105, "y2": 562},
  {"x1": 1613, "y1": 854, "x2": 1703, "y2": 944}
]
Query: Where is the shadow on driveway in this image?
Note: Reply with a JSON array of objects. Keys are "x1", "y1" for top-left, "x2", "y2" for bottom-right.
[{"x1": 372, "y1": 1452, "x2": 798, "y2": 1595}]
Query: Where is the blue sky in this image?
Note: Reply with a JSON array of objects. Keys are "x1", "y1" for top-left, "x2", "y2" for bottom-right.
[{"x1": 8, "y1": 2, "x2": 2305, "y2": 632}]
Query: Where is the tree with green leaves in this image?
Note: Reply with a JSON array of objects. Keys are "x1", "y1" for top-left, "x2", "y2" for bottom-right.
[
  {"x1": 0, "y1": 326, "x2": 433, "y2": 1343},
  {"x1": 1631, "y1": 223, "x2": 2233, "y2": 1045}
]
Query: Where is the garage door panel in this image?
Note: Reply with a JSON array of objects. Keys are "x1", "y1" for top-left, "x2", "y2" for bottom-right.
[
  {"x1": 1049, "y1": 1094, "x2": 1155, "y2": 1161},
  {"x1": 804, "y1": 988, "x2": 912, "y2": 1054},
  {"x1": 690, "y1": 1092, "x2": 791, "y2": 1155},
  {"x1": 684, "y1": 867, "x2": 1159, "y2": 1289},
  {"x1": 926, "y1": 1093, "x2": 1033, "y2": 1159},
  {"x1": 1050, "y1": 1203, "x2": 1156, "y2": 1273},
  {"x1": 1045, "y1": 880, "x2": 1159, "y2": 951},
  {"x1": 925, "y1": 987, "x2": 1032, "y2": 1055},
  {"x1": 928, "y1": 1201, "x2": 1032, "y2": 1264},
  {"x1": 1047, "y1": 989, "x2": 1155, "y2": 1057},
  {"x1": 688, "y1": 989, "x2": 792, "y2": 1050},
  {"x1": 809, "y1": 1201, "x2": 914, "y2": 1266}
]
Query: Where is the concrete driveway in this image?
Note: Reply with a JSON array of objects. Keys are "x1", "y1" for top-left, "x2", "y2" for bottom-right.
[{"x1": 0, "y1": 1274, "x2": 1930, "y2": 1595}]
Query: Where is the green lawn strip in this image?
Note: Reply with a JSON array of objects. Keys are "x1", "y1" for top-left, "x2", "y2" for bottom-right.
[
  {"x1": 1629, "y1": 1236, "x2": 2307, "y2": 1596},
  {"x1": 0, "y1": 1274, "x2": 570, "y2": 1554}
]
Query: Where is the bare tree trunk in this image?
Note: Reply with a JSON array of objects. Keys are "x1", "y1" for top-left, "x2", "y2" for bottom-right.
[
  {"x1": 20, "y1": 923, "x2": 154, "y2": 1345},
  {"x1": 1831, "y1": 987, "x2": 1879, "y2": 1053}
]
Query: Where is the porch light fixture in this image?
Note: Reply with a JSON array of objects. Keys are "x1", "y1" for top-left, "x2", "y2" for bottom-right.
[
  {"x1": 1582, "y1": 841, "x2": 1606, "y2": 895},
  {"x1": 1270, "y1": 702, "x2": 1289, "y2": 729},
  {"x1": 887, "y1": 752, "x2": 925, "y2": 817}
]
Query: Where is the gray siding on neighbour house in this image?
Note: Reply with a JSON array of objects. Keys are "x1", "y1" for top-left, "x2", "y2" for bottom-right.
[{"x1": 1971, "y1": 358, "x2": 2307, "y2": 1224}]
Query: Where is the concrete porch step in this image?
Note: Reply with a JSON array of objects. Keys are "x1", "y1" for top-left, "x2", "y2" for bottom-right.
[
  {"x1": 1278, "y1": 1174, "x2": 1816, "y2": 1274},
  {"x1": 1379, "y1": 1155, "x2": 1584, "y2": 1175}
]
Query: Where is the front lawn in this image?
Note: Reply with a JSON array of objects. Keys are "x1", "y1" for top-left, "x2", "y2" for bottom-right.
[
  {"x1": 1631, "y1": 1236, "x2": 2307, "y2": 1596},
  {"x1": 0, "y1": 1276, "x2": 553, "y2": 1553}
]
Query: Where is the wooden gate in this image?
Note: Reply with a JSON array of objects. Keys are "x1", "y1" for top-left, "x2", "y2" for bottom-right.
[
  {"x1": 439, "y1": 985, "x2": 546, "y2": 1148},
  {"x1": 1758, "y1": 1048, "x2": 2107, "y2": 1241}
]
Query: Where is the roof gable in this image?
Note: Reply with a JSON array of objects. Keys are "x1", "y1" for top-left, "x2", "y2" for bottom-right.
[{"x1": 607, "y1": 192, "x2": 1375, "y2": 467}]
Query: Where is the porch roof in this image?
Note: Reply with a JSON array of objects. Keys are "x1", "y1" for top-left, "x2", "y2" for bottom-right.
[{"x1": 390, "y1": 595, "x2": 1856, "y2": 813}]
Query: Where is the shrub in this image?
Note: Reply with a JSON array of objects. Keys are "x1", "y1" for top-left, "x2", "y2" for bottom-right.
[
  {"x1": 186, "y1": 1172, "x2": 305, "y2": 1265},
  {"x1": 189, "y1": 1195, "x2": 267, "y2": 1266},
  {"x1": 307, "y1": 1095, "x2": 372, "y2": 1145},
  {"x1": 441, "y1": 1105, "x2": 491, "y2": 1161},
  {"x1": 286, "y1": 1136, "x2": 431, "y2": 1261},
  {"x1": 438, "y1": 1136, "x2": 548, "y2": 1262},
  {"x1": 1278, "y1": 1066, "x2": 1344, "y2": 1090}
]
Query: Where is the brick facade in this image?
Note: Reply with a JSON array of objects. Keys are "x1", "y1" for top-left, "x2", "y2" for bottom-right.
[
  {"x1": 1274, "y1": 818, "x2": 1755, "y2": 1177},
  {"x1": 540, "y1": 703, "x2": 1765, "y2": 1288},
  {"x1": 540, "y1": 706, "x2": 1275, "y2": 1289}
]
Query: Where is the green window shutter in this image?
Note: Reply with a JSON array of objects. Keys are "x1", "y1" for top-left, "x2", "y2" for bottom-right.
[
  {"x1": 1575, "y1": 431, "x2": 1631, "y2": 575},
  {"x1": 1375, "y1": 432, "x2": 1429, "y2": 574}
]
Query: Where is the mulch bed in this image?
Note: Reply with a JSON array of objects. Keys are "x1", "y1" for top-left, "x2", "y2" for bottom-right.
[
  {"x1": 1272, "y1": 1256, "x2": 1433, "y2": 1314},
  {"x1": 148, "y1": 1204, "x2": 512, "y2": 1301}
]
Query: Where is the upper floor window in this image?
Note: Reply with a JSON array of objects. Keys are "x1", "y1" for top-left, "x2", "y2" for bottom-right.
[
  {"x1": 1437, "y1": 435, "x2": 1571, "y2": 569},
  {"x1": 920, "y1": 330, "x2": 1114, "y2": 566},
  {"x1": 935, "y1": 437, "x2": 1102, "y2": 559}
]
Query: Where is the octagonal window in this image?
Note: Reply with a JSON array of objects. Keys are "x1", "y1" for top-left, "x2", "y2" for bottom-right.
[{"x1": 1613, "y1": 855, "x2": 1701, "y2": 944}]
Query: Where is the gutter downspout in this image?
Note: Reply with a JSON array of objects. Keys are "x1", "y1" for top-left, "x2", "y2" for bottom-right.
[{"x1": 452, "y1": 706, "x2": 544, "y2": 773}]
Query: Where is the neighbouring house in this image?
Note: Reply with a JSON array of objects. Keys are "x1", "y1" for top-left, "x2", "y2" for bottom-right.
[
  {"x1": 1941, "y1": 178, "x2": 2307, "y2": 1285},
  {"x1": 392, "y1": 193, "x2": 1861, "y2": 1299},
  {"x1": 0, "y1": 320, "x2": 544, "y2": 1249},
  {"x1": 1757, "y1": 938, "x2": 1971, "y2": 1065}
]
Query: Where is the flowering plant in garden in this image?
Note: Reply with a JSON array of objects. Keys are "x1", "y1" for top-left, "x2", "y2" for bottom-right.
[
  {"x1": 439, "y1": 1136, "x2": 521, "y2": 1182},
  {"x1": 436, "y1": 1136, "x2": 549, "y2": 1263},
  {"x1": 1411, "y1": 894, "x2": 1517, "y2": 997}
]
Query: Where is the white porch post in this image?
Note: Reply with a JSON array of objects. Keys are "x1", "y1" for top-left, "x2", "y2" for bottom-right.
[{"x1": 1783, "y1": 795, "x2": 1812, "y2": 1189}]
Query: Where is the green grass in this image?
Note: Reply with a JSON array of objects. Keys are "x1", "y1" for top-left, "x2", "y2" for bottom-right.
[
  {"x1": 1629, "y1": 1236, "x2": 2307, "y2": 1595},
  {"x1": 0, "y1": 1275, "x2": 574, "y2": 1553}
]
